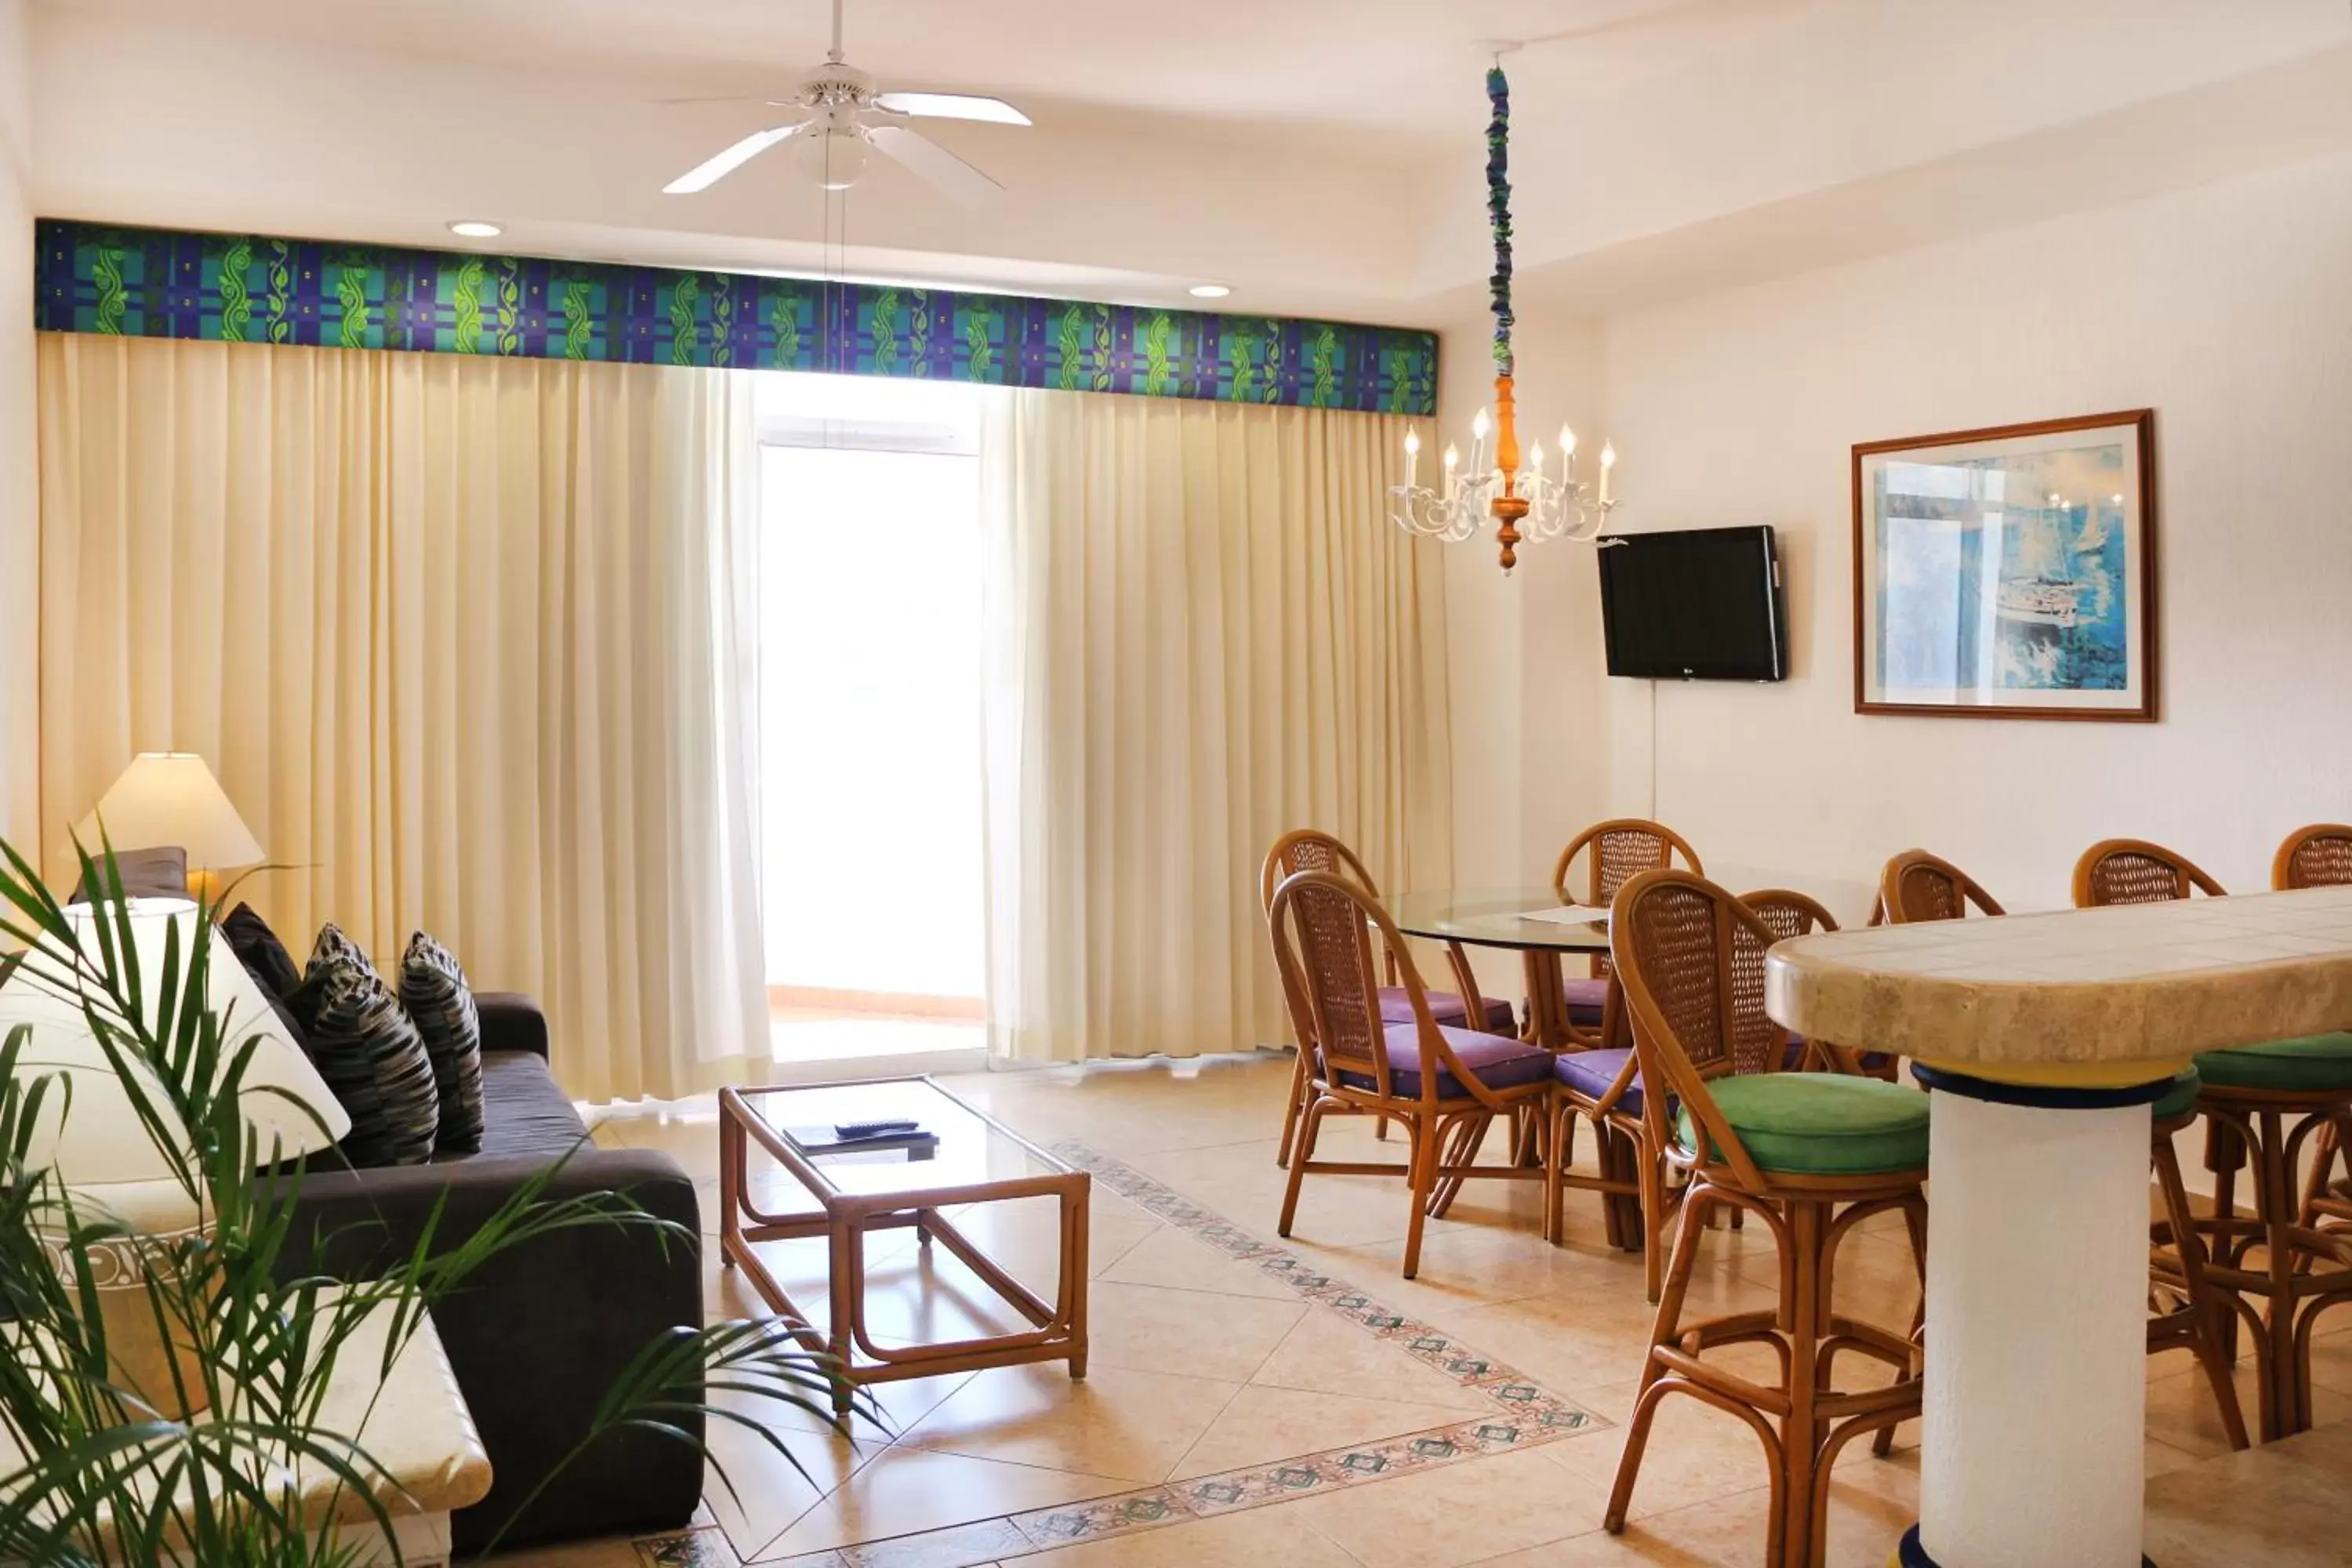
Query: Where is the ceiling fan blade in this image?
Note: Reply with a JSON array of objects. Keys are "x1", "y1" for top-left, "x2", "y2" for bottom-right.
[
  {"x1": 662, "y1": 123, "x2": 804, "y2": 194},
  {"x1": 871, "y1": 91, "x2": 1032, "y2": 126},
  {"x1": 867, "y1": 124, "x2": 1005, "y2": 205}
]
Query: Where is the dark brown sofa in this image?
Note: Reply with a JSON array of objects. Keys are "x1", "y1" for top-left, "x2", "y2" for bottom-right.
[{"x1": 277, "y1": 995, "x2": 705, "y2": 1554}]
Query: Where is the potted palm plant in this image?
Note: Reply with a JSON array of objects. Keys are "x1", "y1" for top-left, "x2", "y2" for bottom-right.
[{"x1": 0, "y1": 838, "x2": 855, "y2": 1566}]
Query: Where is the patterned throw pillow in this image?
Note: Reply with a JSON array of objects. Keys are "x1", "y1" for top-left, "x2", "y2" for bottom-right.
[
  {"x1": 400, "y1": 932, "x2": 485, "y2": 1155},
  {"x1": 303, "y1": 926, "x2": 439, "y2": 1167}
]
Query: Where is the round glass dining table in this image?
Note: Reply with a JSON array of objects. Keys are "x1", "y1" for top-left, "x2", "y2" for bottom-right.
[
  {"x1": 1388, "y1": 886, "x2": 1615, "y2": 1051},
  {"x1": 1385, "y1": 886, "x2": 1643, "y2": 1250}
]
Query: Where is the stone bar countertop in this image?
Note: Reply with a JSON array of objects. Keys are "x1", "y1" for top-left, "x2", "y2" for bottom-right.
[{"x1": 1765, "y1": 884, "x2": 2352, "y2": 1069}]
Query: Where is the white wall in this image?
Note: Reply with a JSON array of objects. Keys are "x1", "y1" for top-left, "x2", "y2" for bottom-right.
[
  {"x1": 1569, "y1": 148, "x2": 2352, "y2": 920},
  {"x1": 0, "y1": 0, "x2": 34, "y2": 848}
]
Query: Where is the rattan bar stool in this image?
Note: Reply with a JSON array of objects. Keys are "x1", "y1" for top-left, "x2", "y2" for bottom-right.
[
  {"x1": 1267, "y1": 869, "x2": 1556, "y2": 1279},
  {"x1": 1261, "y1": 830, "x2": 1511, "y2": 1169},
  {"x1": 2275, "y1": 826, "x2": 2352, "y2": 1234},
  {"x1": 1602, "y1": 870, "x2": 1926, "y2": 1568},
  {"x1": 2076, "y1": 837, "x2": 2352, "y2": 1440}
]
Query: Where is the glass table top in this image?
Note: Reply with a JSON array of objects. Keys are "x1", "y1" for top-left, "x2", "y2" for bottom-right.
[
  {"x1": 734, "y1": 1076, "x2": 1071, "y2": 1200},
  {"x1": 1387, "y1": 886, "x2": 1613, "y2": 953}
]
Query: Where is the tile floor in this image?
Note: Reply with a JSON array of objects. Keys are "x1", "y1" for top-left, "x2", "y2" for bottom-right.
[{"x1": 493, "y1": 1051, "x2": 2352, "y2": 1568}]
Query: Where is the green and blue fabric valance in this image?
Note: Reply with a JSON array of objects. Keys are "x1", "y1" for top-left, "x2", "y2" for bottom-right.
[{"x1": 34, "y1": 220, "x2": 1437, "y2": 416}]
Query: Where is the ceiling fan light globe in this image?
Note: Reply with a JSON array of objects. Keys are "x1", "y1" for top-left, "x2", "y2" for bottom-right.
[{"x1": 795, "y1": 126, "x2": 870, "y2": 190}]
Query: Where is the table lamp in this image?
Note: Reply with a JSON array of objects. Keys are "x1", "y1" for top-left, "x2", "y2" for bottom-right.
[
  {"x1": 74, "y1": 752, "x2": 265, "y2": 905},
  {"x1": 0, "y1": 897, "x2": 350, "y2": 1418}
]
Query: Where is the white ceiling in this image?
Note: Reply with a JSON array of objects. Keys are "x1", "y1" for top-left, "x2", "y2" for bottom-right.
[
  {"x1": 31, "y1": 0, "x2": 2352, "y2": 324},
  {"x1": 44, "y1": 0, "x2": 1790, "y2": 136}
]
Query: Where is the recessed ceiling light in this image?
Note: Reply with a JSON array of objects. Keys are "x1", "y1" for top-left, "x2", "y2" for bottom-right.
[
  {"x1": 1189, "y1": 284, "x2": 1232, "y2": 299},
  {"x1": 447, "y1": 220, "x2": 504, "y2": 239}
]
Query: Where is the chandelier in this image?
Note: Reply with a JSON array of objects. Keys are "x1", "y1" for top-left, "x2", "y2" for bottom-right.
[{"x1": 1390, "y1": 47, "x2": 1619, "y2": 574}]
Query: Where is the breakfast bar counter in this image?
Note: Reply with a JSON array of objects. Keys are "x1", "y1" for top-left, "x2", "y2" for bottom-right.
[{"x1": 1766, "y1": 885, "x2": 2352, "y2": 1568}]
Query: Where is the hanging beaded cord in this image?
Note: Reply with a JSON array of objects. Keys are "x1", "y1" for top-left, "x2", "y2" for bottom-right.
[{"x1": 1486, "y1": 64, "x2": 1514, "y2": 379}]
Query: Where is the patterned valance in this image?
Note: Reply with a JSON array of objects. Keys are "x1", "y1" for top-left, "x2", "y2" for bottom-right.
[{"x1": 34, "y1": 220, "x2": 1437, "y2": 416}]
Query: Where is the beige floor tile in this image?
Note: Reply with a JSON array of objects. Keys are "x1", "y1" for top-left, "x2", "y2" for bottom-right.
[
  {"x1": 756, "y1": 1446, "x2": 1133, "y2": 1559},
  {"x1": 1442, "y1": 1267, "x2": 1777, "y2": 1396},
  {"x1": 702, "y1": 1398, "x2": 866, "y2": 1561},
  {"x1": 1083, "y1": 1279, "x2": 1306, "y2": 1383},
  {"x1": 1093, "y1": 1226, "x2": 1304, "y2": 1302},
  {"x1": 1168, "y1": 1381, "x2": 1486, "y2": 1478},
  {"x1": 2144, "y1": 1359, "x2": 2352, "y2": 1459},
  {"x1": 1289, "y1": 1446, "x2": 1616, "y2": 1568},
  {"x1": 1246, "y1": 1312, "x2": 1504, "y2": 1413},
  {"x1": 897, "y1": 1359, "x2": 1243, "y2": 1482},
  {"x1": 1021, "y1": 1504, "x2": 1367, "y2": 1568},
  {"x1": 1538, "y1": 1377, "x2": 1826, "y2": 1523}
]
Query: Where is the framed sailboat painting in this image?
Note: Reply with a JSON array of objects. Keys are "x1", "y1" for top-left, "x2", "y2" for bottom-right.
[{"x1": 1853, "y1": 409, "x2": 2157, "y2": 721}]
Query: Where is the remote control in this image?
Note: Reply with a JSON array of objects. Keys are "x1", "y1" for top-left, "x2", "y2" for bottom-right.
[{"x1": 834, "y1": 1119, "x2": 921, "y2": 1140}]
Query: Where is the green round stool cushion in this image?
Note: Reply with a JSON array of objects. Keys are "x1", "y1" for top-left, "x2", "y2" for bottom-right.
[
  {"x1": 2151, "y1": 1069, "x2": 2201, "y2": 1121},
  {"x1": 2193, "y1": 1032, "x2": 2352, "y2": 1092},
  {"x1": 1676, "y1": 1073, "x2": 1929, "y2": 1176}
]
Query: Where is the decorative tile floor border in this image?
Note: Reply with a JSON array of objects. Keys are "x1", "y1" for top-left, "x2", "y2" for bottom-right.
[{"x1": 634, "y1": 1143, "x2": 1608, "y2": 1568}]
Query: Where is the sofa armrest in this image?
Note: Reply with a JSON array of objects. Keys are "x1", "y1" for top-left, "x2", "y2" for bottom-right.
[
  {"x1": 474, "y1": 991, "x2": 549, "y2": 1059},
  {"x1": 276, "y1": 1145, "x2": 703, "y2": 1551}
]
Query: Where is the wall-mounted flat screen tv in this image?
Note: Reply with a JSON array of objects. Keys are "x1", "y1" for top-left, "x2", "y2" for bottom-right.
[{"x1": 1596, "y1": 525, "x2": 1788, "y2": 681}]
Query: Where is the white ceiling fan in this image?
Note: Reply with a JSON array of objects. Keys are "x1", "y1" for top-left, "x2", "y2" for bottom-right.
[{"x1": 662, "y1": 0, "x2": 1031, "y2": 205}]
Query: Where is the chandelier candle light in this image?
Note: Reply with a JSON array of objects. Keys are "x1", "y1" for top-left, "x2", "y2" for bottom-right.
[{"x1": 1392, "y1": 46, "x2": 1618, "y2": 573}]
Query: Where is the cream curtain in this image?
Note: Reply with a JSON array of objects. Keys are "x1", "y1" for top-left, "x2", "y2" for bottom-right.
[
  {"x1": 36, "y1": 334, "x2": 768, "y2": 1104},
  {"x1": 979, "y1": 387, "x2": 1451, "y2": 1063}
]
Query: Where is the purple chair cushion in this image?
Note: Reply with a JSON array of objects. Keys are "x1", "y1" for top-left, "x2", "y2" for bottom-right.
[
  {"x1": 1378, "y1": 986, "x2": 1516, "y2": 1033},
  {"x1": 1555, "y1": 1046, "x2": 1644, "y2": 1118},
  {"x1": 1558, "y1": 974, "x2": 1610, "y2": 1026},
  {"x1": 1338, "y1": 1025, "x2": 1555, "y2": 1098}
]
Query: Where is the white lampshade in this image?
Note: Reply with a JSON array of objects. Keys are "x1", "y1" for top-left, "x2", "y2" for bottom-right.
[
  {"x1": 0, "y1": 898, "x2": 350, "y2": 1189},
  {"x1": 74, "y1": 752, "x2": 264, "y2": 872}
]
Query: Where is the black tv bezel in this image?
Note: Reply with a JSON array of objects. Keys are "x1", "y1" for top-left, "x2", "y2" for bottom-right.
[{"x1": 1596, "y1": 524, "x2": 1789, "y2": 683}]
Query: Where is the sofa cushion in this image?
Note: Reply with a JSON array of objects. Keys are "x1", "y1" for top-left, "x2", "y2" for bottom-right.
[
  {"x1": 2194, "y1": 1033, "x2": 2352, "y2": 1092},
  {"x1": 1378, "y1": 986, "x2": 1516, "y2": 1033},
  {"x1": 304, "y1": 927, "x2": 440, "y2": 1167},
  {"x1": 401, "y1": 931, "x2": 486, "y2": 1155},
  {"x1": 448, "y1": 1050, "x2": 591, "y2": 1161},
  {"x1": 1676, "y1": 1073, "x2": 1929, "y2": 1175},
  {"x1": 1555, "y1": 1046, "x2": 1644, "y2": 1117},
  {"x1": 222, "y1": 902, "x2": 303, "y2": 997},
  {"x1": 1338, "y1": 1024, "x2": 1554, "y2": 1098}
]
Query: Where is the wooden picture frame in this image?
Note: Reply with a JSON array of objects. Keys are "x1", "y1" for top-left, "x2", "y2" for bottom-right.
[{"x1": 1852, "y1": 409, "x2": 2157, "y2": 722}]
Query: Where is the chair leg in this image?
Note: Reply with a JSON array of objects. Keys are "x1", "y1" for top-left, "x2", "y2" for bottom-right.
[
  {"x1": 1781, "y1": 1199, "x2": 1827, "y2": 1568},
  {"x1": 2153, "y1": 1129, "x2": 2250, "y2": 1451},
  {"x1": 1401, "y1": 1112, "x2": 1440, "y2": 1279},
  {"x1": 1277, "y1": 1095, "x2": 1327, "y2": 1239},
  {"x1": 1874, "y1": 1195, "x2": 1929, "y2": 1457},
  {"x1": 1639, "y1": 1134, "x2": 1668, "y2": 1304},
  {"x1": 2303, "y1": 1120, "x2": 2343, "y2": 1230},
  {"x1": 1607, "y1": 1185, "x2": 1716, "y2": 1533},
  {"x1": 1275, "y1": 1045, "x2": 1309, "y2": 1169},
  {"x1": 2259, "y1": 1110, "x2": 2298, "y2": 1442}
]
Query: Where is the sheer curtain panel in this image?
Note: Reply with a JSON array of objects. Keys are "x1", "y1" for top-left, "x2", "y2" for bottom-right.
[
  {"x1": 36, "y1": 334, "x2": 768, "y2": 1103},
  {"x1": 979, "y1": 387, "x2": 1451, "y2": 1064}
]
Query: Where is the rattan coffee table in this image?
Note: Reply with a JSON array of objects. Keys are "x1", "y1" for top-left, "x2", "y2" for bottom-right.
[{"x1": 717, "y1": 1076, "x2": 1089, "y2": 1410}]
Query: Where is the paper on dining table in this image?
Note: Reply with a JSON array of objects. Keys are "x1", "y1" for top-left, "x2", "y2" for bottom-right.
[{"x1": 1519, "y1": 903, "x2": 1613, "y2": 925}]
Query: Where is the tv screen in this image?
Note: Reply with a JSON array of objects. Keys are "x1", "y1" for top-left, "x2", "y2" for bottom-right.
[{"x1": 1596, "y1": 525, "x2": 1788, "y2": 681}]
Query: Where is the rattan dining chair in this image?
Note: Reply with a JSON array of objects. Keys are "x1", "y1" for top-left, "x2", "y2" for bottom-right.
[
  {"x1": 1267, "y1": 869, "x2": 1555, "y2": 1279},
  {"x1": 1548, "y1": 819, "x2": 1704, "y2": 1046},
  {"x1": 2074, "y1": 837, "x2": 2352, "y2": 1439},
  {"x1": 2274, "y1": 826, "x2": 2352, "y2": 1236},
  {"x1": 1602, "y1": 869, "x2": 1926, "y2": 1568},
  {"x1": 1261, "y1": 830, "x2": 1511, "y2": 1169}
]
